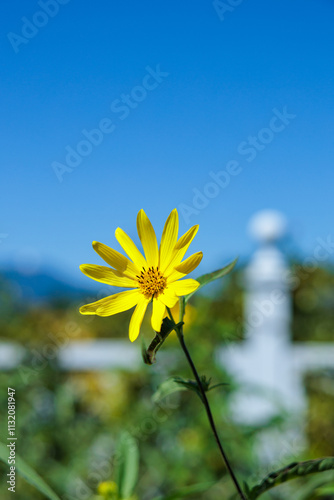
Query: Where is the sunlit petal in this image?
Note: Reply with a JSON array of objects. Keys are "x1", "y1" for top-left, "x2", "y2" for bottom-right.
[
  {"x1": 137, "y1": 209, "x2": 159, "y2": 267},
  {"x1": 159, "y1": 287, "x2": 179, "y2": 308},
  {"x1": 79, "y1": 289, "x2": 140, "y2": 316},
  {"x1": 80, "y1": 264, "x2": 137, "y2": 287},
  {"x1": 167, "y1": 251, "x2": 203, "y2": 282},
  {"x1": 92, "y1": 241, "x2": 139, "y2": 277},
  {"x1": 168, "y1": 279, "x2": 200, "y2": 297},
  {"x1": 159, "y1": 209, "x2": 179, "y2": 272},
  {"x1": 164, "y1": 225, "x2": 199, "y2": 275},
  {"x1": 151, "y1": 299, "x2": 166, "y2": 332},
  {"x1": 115, "y1": 227, "x2": 147, "y2": 270},
  {"x1": 129, "y1": 295, "x2": 149, "y2": 342}
]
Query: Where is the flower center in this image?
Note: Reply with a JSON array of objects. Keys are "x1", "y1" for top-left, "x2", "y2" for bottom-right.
[{"x1": 137, "y1": 267, "x2": 167, "y2": 298}]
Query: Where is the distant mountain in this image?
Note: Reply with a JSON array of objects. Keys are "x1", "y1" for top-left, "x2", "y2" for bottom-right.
[{"x1": 0, "y1": 268, "x2": 94, "y2": 304}]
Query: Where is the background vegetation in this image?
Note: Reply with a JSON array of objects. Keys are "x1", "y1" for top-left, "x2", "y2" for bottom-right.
[{"x1": 0, "y1": 262, "x2": 333, "y2": 499}]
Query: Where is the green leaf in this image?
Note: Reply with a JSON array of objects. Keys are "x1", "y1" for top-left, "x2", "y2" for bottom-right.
[
  {"x1": 152, "y1": 377, "x2": 188, "y2": 403},
  {"x1": 170, "y1": 376, "x2": 205, "y2": 400},
  {"x1": 116, "y1": 432, "x2": 139, "y2": 499},
  {"x1": 174, "y1": 375, "x2": 227, "y2": 396},
  {"x1": 152, "y1": 481, "x2": 215, "y2": 499},
  {"x1": 152, "y1": 376, "x2": 228, "y2": 404},
  {"x1": 248, "y1": 457, "x2": 334, "y2": 499},
  {"x1": 243, "y1": 481, "x2": 251, "y2": 497},
  {"x1": 185, "y1": 257, "x2": 238, "y2": 304},
  {"x1": 0, "y1": 441, "x2": 60, "y2": 500},
  {"x1": 208, "y1": 382, "x2": 229, "y2": 392}
]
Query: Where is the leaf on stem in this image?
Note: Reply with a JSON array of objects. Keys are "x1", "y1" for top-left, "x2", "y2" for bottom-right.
[
  {"x1": 184, "y1": 257, "x2": 238, "y2": 304},
  {"x1": 152, "y1": 376, "x2": 228, "y2": 404},
  {"x1": 142, "y1": 317, "x2": 175, "y2": 364},
  {"x1": 152, "y1": 377, "x2": 188, "y2": 403}
]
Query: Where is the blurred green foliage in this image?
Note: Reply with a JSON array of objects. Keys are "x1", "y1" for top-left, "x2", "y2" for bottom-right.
[
  {"x1": 291, "y1": 262, "x2": 334, "y2": 342},
  {"x1": 0, "y1": 263, "x2": 333, "y2": 499}
]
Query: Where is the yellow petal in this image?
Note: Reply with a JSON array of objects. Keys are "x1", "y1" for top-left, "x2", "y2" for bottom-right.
[
  {"x1": 168, "y1": 279, "x2": 200, "y2": 297},
  {"x1": 159, "y1": 288, "x2": 179, "y2": 308},
  {"x1": 167, "y1": 251, "x2": 203, "y2": 282},
  {"x1": 151, "y1": 299, "x2": 166, "y2": 332},
  {"x1": 129, "y1": 295, "x2": 149, "y2": 342},
  {"x1": 115, "y1": 227, "x2": 147, "y2": 270},
  {"x1": 137, "y1": 209, "x2": 159, "y2": 267},
  {"x1": 159, "y1": 209, "x2": 179, "y2": 272},
  {"x1": 79, "y1": 289, "x2": 140, "y2": 317},
  {"x1": 164, "y1": 225, "x2": 199, "y2": 275},
  {"x1": 175, "y1": 225, "x2": 199, "y2": 252},
  {"x1": 80, "y1": 264, "x2": 137, "y2": 287},
  {"x1": 92, "y1": 241, "x2": 139, "y2": 278}
]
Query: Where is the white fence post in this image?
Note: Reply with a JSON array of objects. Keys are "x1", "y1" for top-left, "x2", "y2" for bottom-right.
[
  {"x1": 243, "y1": 210, "x2": 306, "y2": 421},
  {"x1": 219, "y1": 210, "x2": 307, "y2": 462}
]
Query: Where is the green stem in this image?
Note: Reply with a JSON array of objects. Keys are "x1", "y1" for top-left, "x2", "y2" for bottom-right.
[{"x1": 166, "y1": 307, "x2": 247, "y2": 500}]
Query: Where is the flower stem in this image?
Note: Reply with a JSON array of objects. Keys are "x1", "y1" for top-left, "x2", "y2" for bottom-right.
[{"x1": 167, "y1": 308, "x2": 247, "y2": 500}]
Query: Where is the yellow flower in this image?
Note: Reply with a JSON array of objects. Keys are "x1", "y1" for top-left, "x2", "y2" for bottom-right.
[
  {"x1": 97, "y1": 480, "x2": 118, "y2": 496},
  {"x1": 79, "y1": 209, "x2": 202, "y2": 342}
]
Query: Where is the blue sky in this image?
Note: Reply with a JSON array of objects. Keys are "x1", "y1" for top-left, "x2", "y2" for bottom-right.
[{"x1": 1, "y1": 0, "x2": 334, "y2": 286}]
